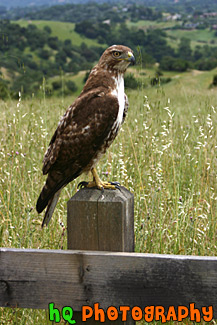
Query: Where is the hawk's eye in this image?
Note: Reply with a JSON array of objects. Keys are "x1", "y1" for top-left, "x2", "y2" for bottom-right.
[{"x1": 113, "y1": 51, "x2": 121, "y2": 58}]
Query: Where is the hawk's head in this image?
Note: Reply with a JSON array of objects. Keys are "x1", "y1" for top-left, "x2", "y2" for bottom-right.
[{"x1": 98, "y1": 45, "x2": 135, "y2": 72}]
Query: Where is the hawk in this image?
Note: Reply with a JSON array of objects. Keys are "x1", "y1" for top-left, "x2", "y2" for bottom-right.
[{"x1": 36, "y1": 45, "x2": 135, "y2": 227}]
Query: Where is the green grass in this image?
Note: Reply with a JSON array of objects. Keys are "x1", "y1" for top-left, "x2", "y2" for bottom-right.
[
  {"x1": 15, "y1": 20, "x2": 104, "y2": 47},
  {"x1": 1, "y1": 68, "x2": 217, "y2": 323},
  {"x1": 166, "y1": 29, "x2": 217, "y2": 51},
  {"x1": 127, "y1": 19, "x2": 181, "y2": 30},
  {"x1": 166, "y1": 28, "x2": 216, "y2": 43},
  {"x1": 127, "y1": 19, "x2": 217, "y2": 49},
  {"x1": 166, "y1": 28, "x2": 217, "y2": 49}
]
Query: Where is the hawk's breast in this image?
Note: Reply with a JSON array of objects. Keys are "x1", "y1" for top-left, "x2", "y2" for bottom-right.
[
  {"x1": 111, "y1": 73, "x2": 125, "y2": 126},
  {"x1": 84, "y1": 72, "x2": 126, "y2": 171}
]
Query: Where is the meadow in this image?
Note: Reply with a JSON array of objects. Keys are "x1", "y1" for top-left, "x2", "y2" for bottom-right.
[
  {"x1": 0, "y1": 67, "x2": 217, "y2": 323},
  {"x1": 16, "y1": 18, "x2": 217, "y2": 52},
  {"x1": 16, "y1": 20, "x2": 102, "y2": 47}
]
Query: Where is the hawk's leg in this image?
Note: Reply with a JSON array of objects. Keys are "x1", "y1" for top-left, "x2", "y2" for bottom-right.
[{"x1": 78, "y1": 168, "x2": 118, "y2": 190}]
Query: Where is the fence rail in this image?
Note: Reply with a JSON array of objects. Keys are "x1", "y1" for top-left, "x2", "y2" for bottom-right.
[
  {"x1": 1, "y1": 247, "x2": 217, "y2": 317},
  {"x1": 1, "y1": 187, "x2": 217, "y2": 323}
]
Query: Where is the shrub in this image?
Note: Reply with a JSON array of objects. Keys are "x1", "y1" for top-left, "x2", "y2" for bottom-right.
[
  {"x1": 0, "y1": 79, "x2": 10, "y2": 100},
  {"x1": 66, "y1": 80, "x2": 77, "y2": 93},
  {"x1": 52, "y1": 80, "x2": 62, "y2": 90},
  {"x1": 125, "y1": 73, "x2": 139, "y2": 89},
  {"x1": 212, "y1": 75, "x2": 217, "y2": 86},
  {"x1": 209, "y1": 74, "x2": 217, "y2": 88}
]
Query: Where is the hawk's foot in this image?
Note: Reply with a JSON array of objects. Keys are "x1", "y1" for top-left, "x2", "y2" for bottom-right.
[
  {"x1": 77, "y1": 168, "x2": 120, "y2": 190},
  {"x1": 90, "y1": 167, "x2": 118, "y2": 190},
  {"x1": 77, "y1": 180, "x2": 119, "y2": 190},
  {"x1": 87, "y1": 180, "x2": 116, "y2": 190}
]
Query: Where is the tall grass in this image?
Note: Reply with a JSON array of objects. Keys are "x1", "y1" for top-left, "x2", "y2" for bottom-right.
[
  {"x1": 126, "y1": 85, "x2": 217, "y2": 256},
  {"x1": 0, "y1": 71, "x2": 217, "y2": 323}
]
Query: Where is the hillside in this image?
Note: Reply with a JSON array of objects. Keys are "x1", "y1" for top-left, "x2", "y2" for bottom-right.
[
  {"x1": 0, "y1": 0, "x2": 107, "y2": 9},
  {"x1": 129, "y1": 20, "x2": 217, "y2": 49},
  {"x1": 16, "y1": 20, "x2": 103, "y2": 46},
  {"x1": 0, "y1": 19, "x2": 106, "y2": 99},
  {"x1": 2, "y1": 2, "x2": 162, "y2": 22},
  {"x1": 1, "y1": 0, "x2": 217, "y2": 99},
  {"x1": 1, "y1": 17, "x2": 217, "y2": 100}
]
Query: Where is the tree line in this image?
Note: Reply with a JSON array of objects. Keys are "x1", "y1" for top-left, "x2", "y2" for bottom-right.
[{"x1": 1, "y1": 3, "x2": 162, "y2": 23}]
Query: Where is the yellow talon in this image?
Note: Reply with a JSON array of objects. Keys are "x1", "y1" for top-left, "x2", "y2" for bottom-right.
[{"x1": 86, "y1": 168, "x2": 116, "y2": 190}]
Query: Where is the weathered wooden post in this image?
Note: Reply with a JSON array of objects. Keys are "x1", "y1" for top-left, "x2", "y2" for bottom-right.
[{"x1": 67, "y1": 186, "x2": 134, "y2": 324}]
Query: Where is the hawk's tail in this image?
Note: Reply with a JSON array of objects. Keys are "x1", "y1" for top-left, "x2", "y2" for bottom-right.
[
  {"x1": 36, "y1": 169, "x2": 81, "y2": 227},
  {"x1": 41, "y1": 190, "x2": 62, "y2": 227},
  {"x1": 36, "y1": 172, "x2": 66, "y2": 227}
]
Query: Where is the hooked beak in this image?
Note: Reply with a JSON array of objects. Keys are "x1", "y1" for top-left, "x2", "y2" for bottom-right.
[{"x1": 127, "y1": 52, "x2": 136, "y2": 65}]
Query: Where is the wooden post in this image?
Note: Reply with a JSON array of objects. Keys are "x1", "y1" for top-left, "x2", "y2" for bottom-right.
[{"x1": 67, "y1": 186, "x2": 134, "y2": 324}]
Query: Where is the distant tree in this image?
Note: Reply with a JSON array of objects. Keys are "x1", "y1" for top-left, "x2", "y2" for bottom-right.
[
  {"x1": 177, "y1": 37, "x2": 192, "y2": 61},
  {"x1": 11, "y1": 71, "x2": 39, "y2": 98},
  {"x1": 48, "y1": 37, "x2": 59, "y2": 50},
  {"x1": 159, "y1": 56, "x2": 175, "y2": 71},
  {"x1": 195, "y1": 58, "x2": 217, "y2": 71},
  {"x1": 97, "y1": 36, "x2": 105, "y2": 44},
  {"x1": 160, "y1": 56, "x2": 189, "y2": 72},
  {"x1": 27, "y1": 61, "x2": 38, "y2": 70},
  {"x1": 52, "y1": 80, "x2": 62, "y2": 90},
  {"x1": 75, "y1": 21, "x2": 98, "y2": 39},
  {"x1": 43, "y1": 25, "x2": 52, "y2": 34},
  {"x1": 80, "y1": 43, "x2": 98, "y2": 62},
  {"x1": 55, "y1": 50, "x2": 67, "y2": 67},
  {"x1": 26, "y1": 26, "x2": 47, "y2": 51},
  {"x1": 0, "y1": 79, "x2": 10, "y2": 100},
  {"x1": 17, "y1": 39, "x2": 26, "y2": 51},
  {"x1": 38, "y1": 49, "x2": 50, "y2": 60},
  {"x1": 173, "y1": 58, "x2": 189, "y2": 72},
  {"x1": 144, "y1": 29, "x2": 175, "y2": 62},
  {"x1": 193, "y1": 46, "x2": 203, "y2": 61},
  {"x1": 125, "y1": 73, "x2": 139, "y2": 89},
  {"x1": 63, "y1": 40, "x2": 73, "y2": 57},
  {"x1": 66, "y1": 61, "x2": 80, "y2": 74},
  {"x1": 64, "y1": 39, "x2": 72, "y2": 46},
  {"x1": 26, "y1": 24, "x2": 37, "y2": 32},
  {"x1": 212, "y1": 75, "x2": 217, "y2": 86}
]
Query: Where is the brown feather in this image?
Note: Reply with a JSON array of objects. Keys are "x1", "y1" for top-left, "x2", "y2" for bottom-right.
[{"x1": 36, "y1": 45, "x2": 135, "y2": 225}]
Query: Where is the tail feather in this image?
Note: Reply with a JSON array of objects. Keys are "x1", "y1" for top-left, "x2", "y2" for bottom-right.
[
  {"x1": 36, "y1": 168, "x2": 82, "y2": 226},
  {"x1": 41, "y1": 189, "x2": 62, "y2": 227},
  {"x1": 36, "y1": 172, "x2": 67, "y2": 214}
]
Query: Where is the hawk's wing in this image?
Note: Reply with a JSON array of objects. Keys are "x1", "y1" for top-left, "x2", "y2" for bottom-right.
[
  {"x1": 43, "y1": 89, "x2": 119, "y2": 174},
  {"x1": 37, "y1": 89, "x2": 119, "y2": 214}
]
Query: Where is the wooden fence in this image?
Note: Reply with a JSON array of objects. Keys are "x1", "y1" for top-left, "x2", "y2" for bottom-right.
[{"x1": 1, "y1": 187, "x2": 217, "y2": 323}]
